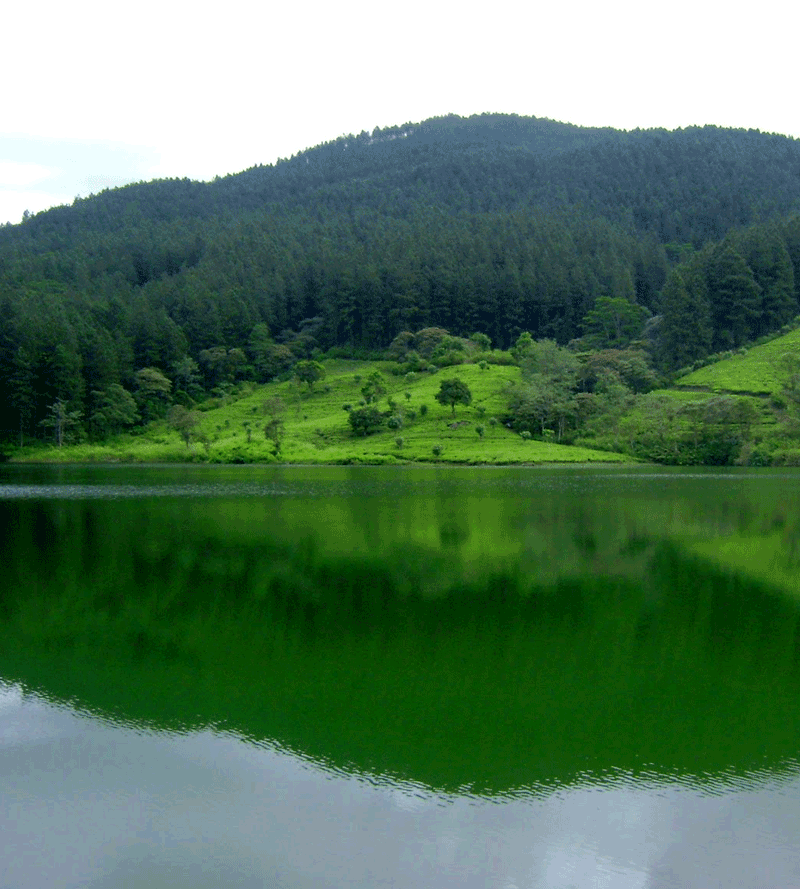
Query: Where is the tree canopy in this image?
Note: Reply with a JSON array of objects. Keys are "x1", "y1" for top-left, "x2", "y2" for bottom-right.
[{"x1": 435, "y1": 378, "x2": 472, "y2": 414}]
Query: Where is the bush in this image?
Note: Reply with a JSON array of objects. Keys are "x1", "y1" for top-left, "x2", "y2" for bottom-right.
[
  {"x1": 772, "y1": 449, "x2": 800, "y2": 466},
  {"x1": 483, "y1": 350, "x2": 515, "y2": 366},
  {"x1": 431, "y1": 350, "x2": 465, "y2": 368},
  {"x1": 348, "y1": 406, "x2": 384, "y2": 436},
  {"x1": 771, "y1": 394, "x2": 788, "y2": 410}
]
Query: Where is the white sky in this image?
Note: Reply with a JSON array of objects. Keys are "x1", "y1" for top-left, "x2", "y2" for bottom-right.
[{"x1": 1, "y1": 0, "x2": 796, "y2": 225}]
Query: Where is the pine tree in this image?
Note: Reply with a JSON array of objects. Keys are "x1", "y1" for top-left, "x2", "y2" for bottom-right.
[
  {"x1": 706, "y1": 245, "x2": 761, "y2": 349},
  {"x1": 659, "y1": 268, "x2": 711, "y2": 369},
  {"x1": 736, "y1": 224, "x2": 795, "y2": 336}
]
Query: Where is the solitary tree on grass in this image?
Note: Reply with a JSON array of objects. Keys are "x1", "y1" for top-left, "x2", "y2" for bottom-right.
[
  {"x1": 435, "y1": 378, "x2": 472, "y2": 415},
  {"x1": 294, "y1": 360, "x2": 326, "y2": 391},
  {"x1": 263, "y1": 396, "x2": 287, "y2": 453},
  {"x1": 167, "y1": 405, "x2": 201, "y2": 447}
]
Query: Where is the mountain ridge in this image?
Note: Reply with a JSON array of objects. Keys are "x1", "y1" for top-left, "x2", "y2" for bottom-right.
[{"x1": 2, "y1": 112, "x2": 800, "y2": 448}]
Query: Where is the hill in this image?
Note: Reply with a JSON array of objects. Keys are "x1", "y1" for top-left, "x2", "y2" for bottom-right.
[
  {"x1": 10, "y1": 358, "x2": 632, "y2": 465},
  {"x1": 674, "y1": 327, "x2": 800, "y2": 395},
  {"x1": 2, "y1": 112, "x2": 800, "y2": 451}
]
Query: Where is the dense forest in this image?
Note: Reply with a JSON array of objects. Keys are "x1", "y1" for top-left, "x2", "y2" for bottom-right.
[{"x1": 2, "y1": 112, "x2": 800, "y2": 446}]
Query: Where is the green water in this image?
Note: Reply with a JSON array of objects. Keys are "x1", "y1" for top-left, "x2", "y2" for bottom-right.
[{"x1": 2, "y1": 464, "x2": 800, "y2": 888}]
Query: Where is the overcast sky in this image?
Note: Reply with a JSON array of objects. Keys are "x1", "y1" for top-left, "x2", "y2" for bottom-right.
[{"x1": 2, "y1": 0, "x2": 796, "y2": 225}]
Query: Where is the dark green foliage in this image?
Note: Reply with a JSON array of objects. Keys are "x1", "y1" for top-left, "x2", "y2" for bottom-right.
[
  {"x1": 578, "y1": 348, "x2": 659, "y2": 394},
  {"x1": 470, "y1": 332, "x2": 491, "y2": 351},
  {"x1": 167, "y1": 404, "x2": 201, "y2": 447},
  {"x1": 39, "y1": 398, "x2": 82, "y2": 447},
  {"x1": 294, "y1": 359, "x2": 325, "y2": 391},
  {"x1": 617, "y1": 395, "x2": 758, "y2": 465},
  {"x1": 658, "y1": 268, "x2": 712, "y2": 370},
  {"x1": 580, "y1": 297, "x2": 650, "y2": 350},
  {"x1": 198, "y1": 347, "x2": 247, "y2": 387},
  {"x1": 735, "y1": 224, "x2": 796, "y2": 336},
  {"x1": 134, "y1": 367, "x2": 172, "y2": 421},
  {"x1": 90, "y1": 384, "x2": 139, "y2": 439},
  {"x1": 171, "y1": 356, "x2": 203, "y2": 398},
  {"x1": 360, "y1": 371, "x2": 386, "y2": 404},
  {"x1": 263, "y1": 418, "x2": 285, "y2": 453},
  {"x1": 506, "y1": 337, "x2": 625, "y2": 442},
  {"x1": 348, "y1": 406, "x2": 383, "y2": 436},
  {"x1": 707, "y1": 245, "x2": 762, "y2": 350},
  {"x1": 435, "y1": 378, "x2": 472, "y2": 414}
]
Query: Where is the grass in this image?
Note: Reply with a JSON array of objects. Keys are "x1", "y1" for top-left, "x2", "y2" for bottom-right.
[
  {"x1": 25, "y1": 326, "x2": 800, "y2": 466},
  {"x1": 675, "y1": 328, "x2": 800, "y2": 395},
  {"x1": 15, "y1": 359, "x2": 634, "y2": 465}
]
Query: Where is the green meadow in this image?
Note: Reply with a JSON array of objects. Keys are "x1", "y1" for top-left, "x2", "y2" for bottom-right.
[
  {"x1": 14, "y1": 360, "x2": 633, "y2": 465},
  {"x1": 13, "y1": 326, "x2": 800, "y2": 466},
  {"x1": 675, "y1": 327, "x2": 800, "y2": 394}
]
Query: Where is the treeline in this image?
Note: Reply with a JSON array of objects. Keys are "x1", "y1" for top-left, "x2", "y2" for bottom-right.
[
  {"x1": 660, "y1": 219, "x2": 800, "y2": 368},
  {"x1": 3, "y1": 114, "x2": 800, "y2": 446}
]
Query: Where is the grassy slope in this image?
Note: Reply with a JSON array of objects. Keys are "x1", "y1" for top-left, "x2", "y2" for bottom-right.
[
  {"x1": 675, "y1": 328, "x2": 800, "y2": 395},
  {"x1": 622, "y1": 329, "x2": 800, "y2": 444},
  {"x1": 15, "y1": 360, "x2": 633, "y2": 465},
  {"x1": 22, "y1": 328, "x2": 800, "y2": 466}
]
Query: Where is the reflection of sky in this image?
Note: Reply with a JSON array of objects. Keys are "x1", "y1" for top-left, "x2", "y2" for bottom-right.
[{"x1": 2, "y1": 684, "x2": 800, "y2": 889}]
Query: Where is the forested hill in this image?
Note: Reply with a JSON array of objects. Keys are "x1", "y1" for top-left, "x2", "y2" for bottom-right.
[{"x1": 3, "y1": 112, "x2": 800, "y2": 446}]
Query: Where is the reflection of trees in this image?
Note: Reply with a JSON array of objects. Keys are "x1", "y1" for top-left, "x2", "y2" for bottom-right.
[{"x1": 4, "y1": 489, "x2": 800, "y2": 795}]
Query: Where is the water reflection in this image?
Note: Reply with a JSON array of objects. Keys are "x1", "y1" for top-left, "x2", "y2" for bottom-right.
[
  {"x1": 3, "y1": 680, "x2": 800, "y2": 889},
  {"x1": 3, "y1": 465, "x2": 800, "y2": 887}
]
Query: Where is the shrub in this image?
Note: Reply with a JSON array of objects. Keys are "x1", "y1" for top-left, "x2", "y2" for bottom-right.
[
  {"x1": 348, "y1": 406, "x2": 384, "y2": 436},
  {"x1": 483, "y1": 350, "x2": 515, "y2": 366},
  {"x1": 772, "y1": 449, "x2": 800, "y2": 466},
  {"x1": 771, "y1": 394, "x2": 788, "y2": 410}
]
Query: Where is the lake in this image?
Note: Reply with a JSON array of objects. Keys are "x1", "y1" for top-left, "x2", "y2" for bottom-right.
[{"x1": 2, "y1": 463, "x2": 800, "y2": 888}]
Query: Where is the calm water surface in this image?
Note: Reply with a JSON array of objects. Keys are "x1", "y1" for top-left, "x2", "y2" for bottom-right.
[{"x1": 2, "y1": 464, "x2": 800, "y2": 888}]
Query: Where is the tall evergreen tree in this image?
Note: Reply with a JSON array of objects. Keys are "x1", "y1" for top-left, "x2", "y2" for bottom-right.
[
  {"x1": 736, "y1": 224, "x2": 795, "y2": 335},
  {"x1": 659, "y1": 268, "x2": 711, "y2": 369},
  {"x1": 706, "y1": 245, "x2": 761, "y2": 349}
]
